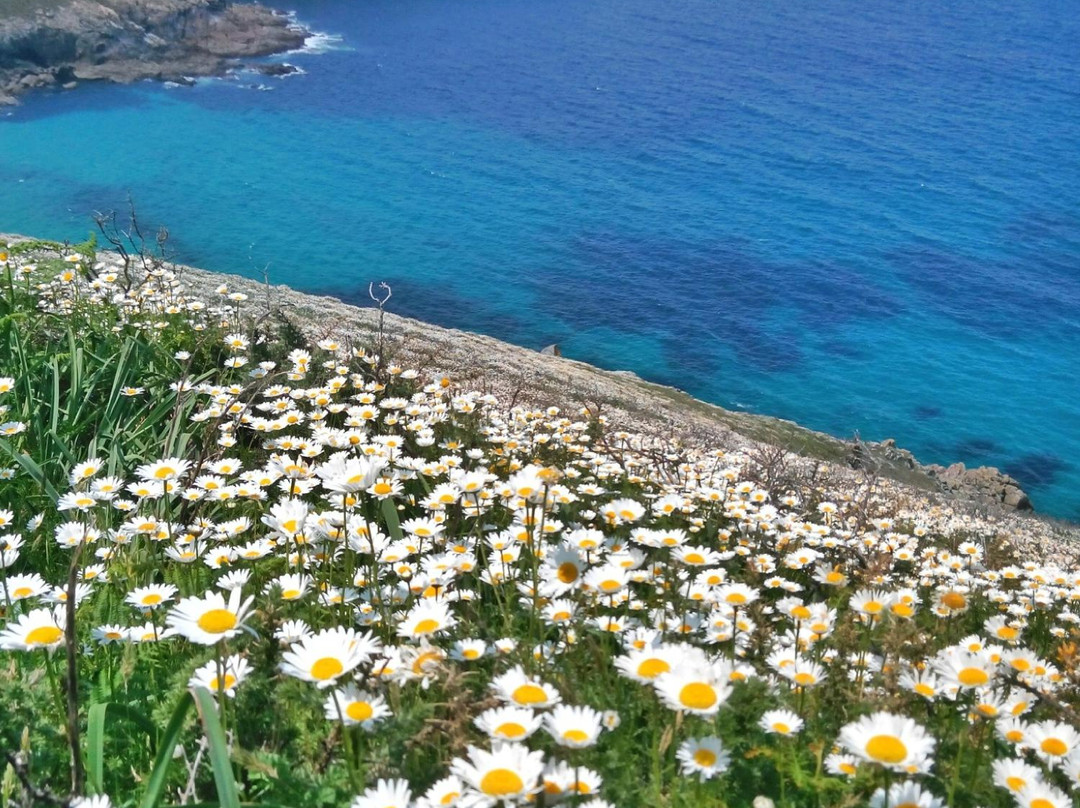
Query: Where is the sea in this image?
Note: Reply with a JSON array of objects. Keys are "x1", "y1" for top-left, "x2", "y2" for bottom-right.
[{"x1": 1, "y1": 0, "x2": 1079, "y2": 518}]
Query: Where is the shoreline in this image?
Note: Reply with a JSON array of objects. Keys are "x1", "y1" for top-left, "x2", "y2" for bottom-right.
[
  {"x1": 0, "y1": 0, "x2": 308, "y2": 105},
  {"x1": 5, "y1": 233, "x2": 1079, "y2": 561}
]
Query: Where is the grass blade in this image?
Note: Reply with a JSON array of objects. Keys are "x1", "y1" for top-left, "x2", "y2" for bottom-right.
[
  {"x1": 139, "y1": 692, "x2": 193, "y2": 808},
  {"x1": 191, "y1": 687, "x2": 240, "y2": 808},
  {"x1": 87, "y1": 702, "x2": 108, "y2": 795},
  {"x1": 381, "y1": 497, "x2": 403, "y2": 541}
]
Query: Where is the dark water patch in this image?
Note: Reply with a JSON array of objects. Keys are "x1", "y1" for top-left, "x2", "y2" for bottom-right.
[
  {"x1": 954, "y1": 437, "x2": 1001, "y2": 457},
  {"x1": 913, "y1": 405, "x2": 942, "y2": 420},
  {"x1": 538, "y1": 232, "x2": 899, "y2": 373},
  {"x1": 1003, "y1": 453, "x2": 1068, "y2": 489},
  {"x1": 889, "y1": 245, "x2": 1080, "y2": 337},
  {"x1": 821, "y1": 340, "x2": 867, "y2": 359},
  {"x1": 335, "y1": 277, "x2": 533, "y2": 346}
]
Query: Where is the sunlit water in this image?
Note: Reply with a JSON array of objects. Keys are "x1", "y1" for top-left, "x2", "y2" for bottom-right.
[{"x1": 2, "y1": 0, "x2": 1079, "y2": 516}]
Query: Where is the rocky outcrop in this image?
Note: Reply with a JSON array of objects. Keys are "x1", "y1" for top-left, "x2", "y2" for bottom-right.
[
  {"x1": 923, "y1": 462, "x2": 1033, "y2": 512},
  {"x1": 849, "y1": 438, "x2": 1033, "y2": 512},
  {"x1": 0, "y1": 0, "x2": 307, "y2": 104}
]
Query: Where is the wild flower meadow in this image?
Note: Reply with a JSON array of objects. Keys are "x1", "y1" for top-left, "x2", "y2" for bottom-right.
[{"x1": 0, "y1": 239, "x2": 1078, "y2": 808}]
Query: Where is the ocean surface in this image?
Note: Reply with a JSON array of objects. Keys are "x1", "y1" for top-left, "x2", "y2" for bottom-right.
[{"x1": 2, "y1": 0, "x2": 1079, "y2": 518}]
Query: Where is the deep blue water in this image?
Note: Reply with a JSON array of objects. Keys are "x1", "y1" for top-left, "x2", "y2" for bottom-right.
[{"x1": 2, "y1": 0, "x2": 1080, "y2": 517}]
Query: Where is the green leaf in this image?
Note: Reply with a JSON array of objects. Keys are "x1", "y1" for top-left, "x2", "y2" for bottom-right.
[
  {"x1": 87, "y1": 702, "x2": 108, "y2": 795},
  {"x1": 381, "y1": 497, "x2": 403, "y2": 541},
  {"x1": 191, "y1": 687, "x2": 240, "y2": 808},
  {"x1": 139, "y1": 693, "x2": 193, "y2": 808}
]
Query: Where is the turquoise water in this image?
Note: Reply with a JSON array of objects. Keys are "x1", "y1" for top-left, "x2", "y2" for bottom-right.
[{"x1": 2, "y1": 0, "x2": 1080, "y2": 516}]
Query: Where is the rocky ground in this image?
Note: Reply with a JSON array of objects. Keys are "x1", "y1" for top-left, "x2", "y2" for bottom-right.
[{"x1": 0, "y1": 0, "x2": 307, "y2": 105}]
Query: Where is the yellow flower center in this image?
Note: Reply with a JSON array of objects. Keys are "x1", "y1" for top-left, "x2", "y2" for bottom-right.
[
  {"x1": 793, "y1": 672, "x2": 816, "y2": 686},
  {"x1": 1040, "y1": 738, "x2": 1068, "y2": 757},
  {"x1": 413, "y1": 618, "x2": 440, "y2": 635},
  {"x1": 942, "y1": 592, "x2": 967, "y2": 610},
  {"x1": 773, "y1": 722, "x2": 791, "y2": 734},
  {"x1": 1005, "y1": 776, "x2": 1026, "y2": 791},
  {"x1": 154, "y1": 467, "x2": 175, "y2": 480},
  {"x1": 197, "y1": 609, "x2": 237, "y2": 634},
  {"x1": 693, "y1": 749, "x2": 717, "y2": 767},
  {"x1": 791, "y1": 605, "x2": 811, "y2": 620},
  {"x1": 678, "y1": 682, "x2": 717, "y2": 710},
  {"x1": 726, "y1": 593, "x2": 747, "y2": 605},
  {"x1": 12, "y1": 587, "x2": 32, "y2": 598},
  {"x1": 557, "y1": 562, "x2": 578, "y2": 583},
  {"x1": 998, "y1": 626, "x2": 1019, "y2": 640},
  {"x1": 863, "y1": 600, "x2": 883, "y2": 614},
  {"x1": 374, "y1": 482, "x2": 393, "y2": 495},
  {"x1": 891, "y1": 603, "x2": 914, "y2": 618},
  {"x1": 463, "y1": 649, "x2": 481, "y2": 660},
  {"x1": 957, "y1": 668, "x2": 989, "y2": 687},
  {"x1": 496, "y1": 722, "x2": 527, "y2": 739},
  {"x1": 310, "y1": 657, "x2": 344, "y2": 681},
  {"x1": 26, "y1": 626, "x2": 63, "y2": 646},
  {"x1": 684, "y1": 553, "x2": 705, "y2": 565},
  {"x1": 209, "y1": 674, "x2": 237, "y2": 691},
  {"x1": 511, "y1": 683, "x2": 548, "y2": 705},
  {"x1": 439, "y1": 792, "x2": 460, "y2": 805},
  {"x1": 825, "y1": 571, "x2": 845, "y2": 583},
  {"x1": 1006, "y1": 730, "x2": 1024, "y2": 742},
  {"x1": 865, "y1": 734, "x2": 907, "y2": 764},
  {"x1": 637, "y1": 658, "x2": 670, "y2": 679},
  {"x1": 1010, "y1": 658, "x2": 1030, "y2": 672},
  {"x1": 599, "y1": 580, "x2": 621, "y2": 592},
  {"x1": 346, "y1": 701, "x2": 374, "y2": 722},
  {"x1": 1030, "y1": 800, "x2": 1054, "y2": 808},
  {"x1": 141, "y1": 594, "x2": 162, "y2": 605},
  {"x1": 914, "y1": 683, "x2": 935, "y2": 697},
  {"x1": 480, "y1": 769, "x2": 524, "y2": 796},
  {"x1": 562, "y1": 729, "x2": 590, "y2": 743},
  {"x1": 281, "y1": 589, "x2": 301, "y2": 600}
]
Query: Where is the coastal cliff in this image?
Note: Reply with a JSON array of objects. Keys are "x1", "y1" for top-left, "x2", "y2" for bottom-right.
[{"x1": 0, "y1": 0, "x2": 306, "y2": 104}]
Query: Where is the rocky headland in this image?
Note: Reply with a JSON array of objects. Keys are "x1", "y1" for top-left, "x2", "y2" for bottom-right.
[{"x1": 0, "y1": 0, "x2": 307, "y2": 105}]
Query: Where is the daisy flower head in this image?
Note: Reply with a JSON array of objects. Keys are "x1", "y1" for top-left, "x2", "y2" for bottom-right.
[
  {"x1": 991, "y1": 757, "x2": 1043, "y2": 794},
  {"x1": 166, "y1": 589, "x2": 254, "y2": 646},
  {"x1": 759, "y1": 708, "x2": 804, "y2": 736},
  {"x1": 676, "y1": 736, "x2": 730, "y2": 781},
  {"x1": 1015, "y1": 782, "x2": 1072, "y2": 808},
  {"x1": 490, "y1": 665, "x2": 562, "y2": 710},
  {"x1": 280, "y1": 627, "x2": 380, "y2": 688},
  {"x1": 418, "y1": 776, "x2": 464, "y2": 808},
  {"x1": 351, "y1": 778, "x2": 412, "y2": 808},
  {"x1": 0, "y1": 607, "x2": 66, "y2": 651},
  {"x1": 868, "y1": 781, "x2": 944, "y2": 808},
  {"x1": 188, "y1": 653, "x2": 252, "y2": 698},
  {"x1": 838, "y1": 712, "x2": 936, "y2": 773},
  {"x1": 135, "y1": 457, "x2": 192, "y2": 483},
  {"x1": 544, "y1": 704, "x2": 603, "y2": 749},
  {"x1": 1028, "y1": 720, "x2": 1080, "y2": 765},
  {"x1": 450, "y1": 743, "x2": 545, "y2": 806},
  {"x1": 474, "y1": 706, "x2": 543, "y2": 743},
  {"x1": 397, "y1": 599, "x2": 456, "y2": 640},
  {"x1": 655, "y1": 662, "x2": 734, "y2": 716},
  {"x1": 325, "y1": 685, "x2": 392, "y2": 730}
]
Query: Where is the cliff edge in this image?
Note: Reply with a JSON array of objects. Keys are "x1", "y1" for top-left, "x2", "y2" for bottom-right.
[{"x1": 0, "y1": 0, "x2": 307, "y2": 104}]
